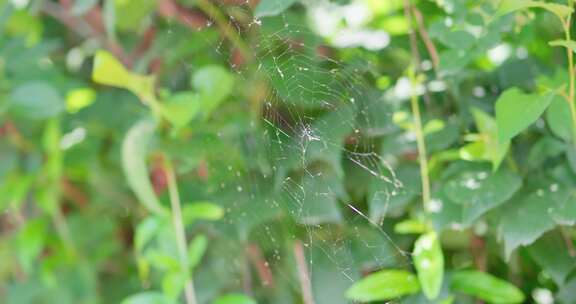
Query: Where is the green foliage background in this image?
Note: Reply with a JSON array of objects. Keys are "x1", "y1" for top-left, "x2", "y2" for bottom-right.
[{"x1": 1, "y1": 0, "x2": 576, "y2": 303}]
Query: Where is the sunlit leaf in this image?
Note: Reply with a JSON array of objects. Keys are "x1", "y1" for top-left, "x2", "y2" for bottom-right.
[
  {"x1": 182, "y1": 202, "x2": 224, "y2": 224},
  {"x1": 213, "y1": 294, "x2": 257, "y2": 304},
  {"x1": 413, "y1": 232, "x2": 444, "y2": 300},
  {"x1": 188, "y1": 234, "x2": 208, "y2": 269},
  {"x1": 346, "y1": 269, "x2": 420, "y2": 302},
  {"x1": 451, "y1": 270, "x2": 524, "y2": 303},
  {"x1": 495, "y1": 88, "x2": 554, "y2": 143}
]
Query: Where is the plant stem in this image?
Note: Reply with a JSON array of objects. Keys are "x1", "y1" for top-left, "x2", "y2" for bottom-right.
[
  {"x1": 409, "y1": 73, "x2": 432, "y2": 210},
  {"x1": 563, "y1": 15, "x2": 576, "y2": 142},
  {"x1": 294, "y1": 241, "x2": 314, "y2": 304},
  {"x1": 164, "y1": 158, "x2": 197, "y2": 304}
]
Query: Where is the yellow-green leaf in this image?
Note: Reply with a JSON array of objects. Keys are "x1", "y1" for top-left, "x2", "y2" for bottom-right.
[
  {"x1": 346, "y1": 269, "x2": 420, "y2": 302},
  {"x1": 413, "y1": 231, "x2": 444, "y2": 300},
  {"x1": 451, "y1": 270, "x2": 524, "y2": 303}
]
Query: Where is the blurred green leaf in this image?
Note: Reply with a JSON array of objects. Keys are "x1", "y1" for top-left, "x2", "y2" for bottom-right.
[
  {"x1": 346, "y1": 269, "x2": 420, "y2": 302},
  {"x1": 9, "y1": 82, "x2": 64, "y2": 120},
  {"x1": 182, "y1": 202, "x2": 224, "y2": 224},
  {"x1": 213, "y1": 294, "x2": 257, "y2": 304},
  {"x1": 451, "y1": 270, "x2": 524, "y2": 303},
  {"x1": 495, "y1": 88, "x2": 554, "y2": 143},
  {"x1": 255, "y1": 0, "x2": 298, "y2": 18},
  {"x1": 122, "y1": 120, "x2": 167, "y2": 215},
  {"x1": 413, "y1": 232, "x2": 444, "y2": 300},
  {"x1": 188, "y1": 234, "x2": 208, "y2": 269}
]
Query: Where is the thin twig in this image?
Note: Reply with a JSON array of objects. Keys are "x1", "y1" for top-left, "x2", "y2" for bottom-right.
[
  {"x1": 411, "y1": 6, "x2": 440, "y2": 74},
  {"x1": 294, "y1": 240, "x2": 314, "y2": 304},
  {"x1": 165, "y1": 158, "x2": 197, "y2": 304}
]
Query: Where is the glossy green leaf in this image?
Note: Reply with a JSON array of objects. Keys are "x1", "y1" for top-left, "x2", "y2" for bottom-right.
[
  {"x1": 528, "y1": 232, "x2": 576, "y2": 285},
  {"x1": 495, "y1": 88, "x2": 554, "y2": 142},
  {"x1": 255, "y1": 0, "x2": 298, "y2": 18},
  {"x1": 346, "y1": 269, "x2": 420, "y2": 302},
  {"x1": 122, "y1": 120, "x2": 167, "y2": 215},
  {"x1": 451, "y1": 270, "x2": 524, "y2": 303},
  {"x1": 413, "y1": 232, "x2": 444, "y2": 300}
]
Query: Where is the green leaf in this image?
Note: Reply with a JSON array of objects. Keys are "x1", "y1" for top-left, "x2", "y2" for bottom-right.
[
  {"x1": 498, "y1": 187, "x2": 575, "y2": 258},
  {"x1": 497, "y1": 0, "x2": 573, "y2": 19},
  {"x1": 346, "y1": 269, "x2": 420, "y2": 302},
  {"x1": 182, "y1": 202, "x2": 224, "y2": 224},
  {"x1": 9, "y1": 82, "x2": 64, "y2": 120},
  {"x1": 451, "y1": 270, "x2": 524, "y2": 304},
  {"x1": 134, "y1": 217, "x2": 162, "y2": 253},
  {"x1": 92, "y1": 50, "x2": 155, "y2": 102},
  {"x1": 121, "y1": 292, "x2": 174, "y2": 304},
  {"x1": 413, "y1": 232, "x2": 444, "y2": 300},
  {"x1": 468, "y1": 108, "x2": 510, "y2": 170},
  {"x1": 443, "y1": 168, "x2": 522, "y2": 225},
  {"x1": 188, "y1": 234, "x2": 208, "y2": 269},
  {"x1": 160, "y1": 92, "x2": 201, "y2": 129},
  {"x1": 394, "y1": 219, "x2": 430, "y2": 234},
  {"x1": 528, "y1": 232, "x2": 576, "y2": 285},
  {"x1": 254, "y1": 0, "x2": 298, "y2": 18},
  {"x1": 191, "y1": 65, "x2": 234, "y2": 118},
  {"x1": 495, "y1": 88, "x2": 554, "y2": 143},
  {"x1": 122, "y1": 120, "x2": 167, "y2": 215},
  {"x1": 549, "y1": 39, "x2": 576, "y2": 53},
  {"x1": 213, "y1": 294, "x2": 257, "y2": 304},
  {"x1": 546, "y1": 96, "x2": 573, "y2": 141}
]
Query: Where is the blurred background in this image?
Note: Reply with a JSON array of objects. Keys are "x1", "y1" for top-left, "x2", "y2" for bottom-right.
[{"x1": 1, "y1": 0, "x2": 576, "y2": 303}]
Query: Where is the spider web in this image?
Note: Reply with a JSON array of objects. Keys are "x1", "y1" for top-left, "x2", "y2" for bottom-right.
[{"x1": 162, "y1": 1, "x2": 416, "y2": 302}]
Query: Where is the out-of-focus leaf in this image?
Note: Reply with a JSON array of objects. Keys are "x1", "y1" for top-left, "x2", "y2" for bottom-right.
[
  {"x1": 394, "y1": 219, "x2": 430, "y2": 234},
  {"x1": 9, "y1": 82, "x2": 64, "y2": 120},
  {"x1": 122, "y1": 120, "x2": 167, "y2": 215},
  {"x1": 413, "y1": 232, "x2": 444, "y2": 300},
  {"x1": 16, "y1": 219, "x2": 47, "y2": 274},
  {"x1": 160, "y1": 92, "x2": 201, "y2": 129},
  {"x1": 549, "y1": 39, "x2": 576, "y2": 53},
  {"x1": 495, "y1": 88, "x2": 554, "y2": 143},
  {"x1": 546, "y1": 96, "x2": 573, "y2": 141},
  {"x1": 135, "y1": 217, "x2": 162, "y2": 253},
  {"x1": 498, "y1": 186, "x2": 576, "y2": 258},
  {"x1": 66, "y1": 87, "x2": 96, "y2": 113},
  {"x1": 443, "y1": 168, "x2": 521, "y2": 225},
  {"x1": 162, "y1": 272, "x2": 186, "y2": 300},
  {"x1": 497, "y1": 0, "x2": 573, "y2": 19},
  {"x1": 255, "y1": 0, "x2": 298, "y2": 18},
  {"x1": 346, "y1": 269, "x2": 420, "y2": 302},
  {"x1": 465, "y1": 108, "x2": 510, "y2": 170},
  {"x1": 121, "y1": 291, "x2": 174, "y2": 304},
  {"x1": 527, "y1": 232, "x2": 576, "y2": 285},
  {"x1": 213, "y1": 294, "x2": 257, "y2": 304},
  {"x1": 191, "y1": 65, "x2": 234, "y2": 118},
  {"x1": 450, "y1": 270, "x2": 524, "y2": 303},
  {"x1": 92, "y1": 50, "x2": 156, "y2": 102},
  {"x1": 182, "y1": 202, "x2": 224, "y2": 224},
  {"x1": 71, "y1": 0, "x2": 98, "y2": 15},
  {"x1": 188, "y1": 234, "x2": 208, "y2": 269}
]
